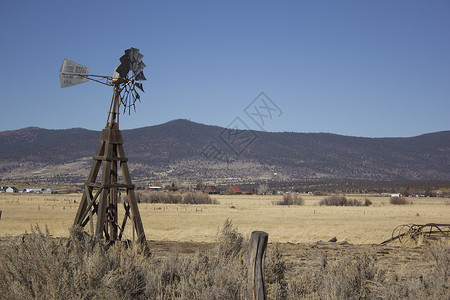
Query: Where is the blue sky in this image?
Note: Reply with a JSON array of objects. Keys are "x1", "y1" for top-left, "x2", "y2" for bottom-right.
[{"x1": 1, "y1": 0, "x2": 449, "y2": 137}]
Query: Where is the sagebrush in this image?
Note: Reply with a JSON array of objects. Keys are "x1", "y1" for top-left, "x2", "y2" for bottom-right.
[
  {"x1": 390, "y1": 197, "x2": 412, "y2": 205},
  {"x1": 0, "y1": 223, "x2": 448, "y2": 299},
  {"x1": 320, "y1": 195, "x2": 371, "y2": 207},
  {"x1": 127, "y1": 191, "x2": 218, "y2": 205},
  {"x1": 273, "y1": 194, "x2": 304, "y2": 206}
]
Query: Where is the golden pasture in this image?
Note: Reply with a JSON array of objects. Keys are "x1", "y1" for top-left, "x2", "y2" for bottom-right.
[{"x1": 0, "y1": 193, "x2": 448, "y2": 244}]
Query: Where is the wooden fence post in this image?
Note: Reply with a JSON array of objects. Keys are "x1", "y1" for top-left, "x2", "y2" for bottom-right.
[
  {"x1": 248, "y1": 231, "x2": 268, "y2": 300},
  {"x1": 0, "y1": 210, "x2": 2, "y2": 221}
]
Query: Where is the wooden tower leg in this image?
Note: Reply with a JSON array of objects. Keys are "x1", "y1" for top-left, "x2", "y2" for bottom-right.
[
  {"x1": 117, "y1": 143, "x2": 147, "y2": 244},
  {"x1": 74, "y1": 141, "x2": 105, "y2": 226}
]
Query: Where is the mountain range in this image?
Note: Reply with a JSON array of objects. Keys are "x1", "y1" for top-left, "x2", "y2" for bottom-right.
[{"x1": 0, "y1": 119, "x2": 449, "y2": 184}]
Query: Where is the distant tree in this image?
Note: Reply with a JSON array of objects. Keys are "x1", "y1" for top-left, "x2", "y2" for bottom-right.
[
  {"x1": 403, "y1": 186, "x2": 411, "y2": 197},
  {"x1": 257, "y1": 183, "x2": 269, "y2": 195},
  {"x1": 167, "y1": 182, "x2": 178, "y2": 192},
  {"x1": 252, "y1": 187, "x2": 258, "y2": 195},
  {"x1": 196, "y1": 181, "x2": 205, "y2": 191}
]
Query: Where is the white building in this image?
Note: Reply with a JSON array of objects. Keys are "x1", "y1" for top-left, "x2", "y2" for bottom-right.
[
  {"x1": 43, "y1": 189, "x2": 58, "y2": 194},
  {"x1": 23, "y1": 188, "x2": 44, "y2": 193},
  {"x1": 6, "y1": 187, "x2": 18, "y2": 193}
]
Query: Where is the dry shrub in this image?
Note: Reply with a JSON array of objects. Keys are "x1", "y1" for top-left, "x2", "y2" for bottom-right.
[
  {"x1": 319, "y1": 195, "x2": 369, "y2": 206},
  {"x1": 1, "y1": 223, "x2": 448, "y2": 299},
  {"x1": 265, "y1": 243, "x2": 288, "y2": 299},
  {"x1": 287, "y1": 251, "x2": 385, "y2": 299},
  {"x1": 182, "y1": 192, "x2": 218, "y2": 205},
  {"x1": 286, "y1": 251, "x2": 383, "y2": 299},
  {"x1": 0, "y1": 221, "x2": 246, "y2": 300},
  {"x1": 135, "y1": 192, "x2": 182, "y2": 204},
  {"x1": 390, "y1": 197, "x2": 412, "y2": 205},
  {"x1": 274, "y1": 194, "x2": 304, "y2": 206},
  {"x1": 132, "y1": 191, "x2": 218, "y2": 205},
  {"x1": 286, "y1": 245, "x2": 450, "y2": 299}
]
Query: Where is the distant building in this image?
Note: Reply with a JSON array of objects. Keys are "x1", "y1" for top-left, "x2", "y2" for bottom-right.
[
  {"x1": 43, "y1": 189, "x2": 58, "y2": 194},
  {"x1": 390, "y1": 193, "x2": 401, "y2": 197},
  {"x1": 204, "y1": 186, "x2": 220, "y2": 194},
  {"x1": 23, "y1": 188, "x2": 44, "y2": 193},
  {"x1": 226, "y1": 185, "x2": 242, "y2": 195},
  {"x1": 146, "y1": 186, "x2": 162, "y2": 191},
  {"x1": 6, "y1": 187, "x2": 18, "y2": 193}
]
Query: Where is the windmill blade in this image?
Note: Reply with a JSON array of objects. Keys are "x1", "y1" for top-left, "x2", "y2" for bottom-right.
[
  {"x1": 132, "y1": 61, "x2": 146, "y2": 76},
  {"x1": 135, "y1": 52, "x2": 144, "y2": 63},
  {"x1": 116, "y1": 54, "x2": 131, "y2": 79},
  {"x1": 115, "y1": 47, "x2": 147, "y2": 114},
  {"x1": 126, "y1": 47, "x2": 141, "y2": 62},
  {"x1": 59, "y1": 59, "x2": 90, "y2": 88},
  {"x1": 135, "y1": 82, "x2": 144, "y2": 92},
  {"x1": 135, "y1": 71, "x2": 146, "y2": 81}
]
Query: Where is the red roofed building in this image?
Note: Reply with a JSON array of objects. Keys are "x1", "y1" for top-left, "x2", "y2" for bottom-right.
[{"x1": 225, "y1": 185, "x2": 242, "y2": 195}]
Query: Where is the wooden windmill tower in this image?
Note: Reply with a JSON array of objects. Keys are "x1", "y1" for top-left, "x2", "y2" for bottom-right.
[{"x1": 59, "y1": 48, "x2": 147, "y2": 246}]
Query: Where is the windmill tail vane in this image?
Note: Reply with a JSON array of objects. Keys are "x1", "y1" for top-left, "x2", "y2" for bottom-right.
[{"x1": 59, "y1": 47, "x2": 147, "y2": 118}]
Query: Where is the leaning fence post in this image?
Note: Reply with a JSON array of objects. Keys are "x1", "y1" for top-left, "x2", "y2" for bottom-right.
[{"x1": 248, "y1": 231, "x2": 268, "y2": 300}]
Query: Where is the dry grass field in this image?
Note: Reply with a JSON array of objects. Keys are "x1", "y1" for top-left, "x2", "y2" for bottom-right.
[
  {"x1": 0, "y1": 192, "x2": 449, "y2": 299},
  {"x1": 0, "y1": 193, "x2": 448, "y2": 244}
]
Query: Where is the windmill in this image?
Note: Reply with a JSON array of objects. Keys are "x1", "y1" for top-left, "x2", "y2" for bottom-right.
[{"x1": 60, "y1": 48, "x2": 148, "y2": 247}]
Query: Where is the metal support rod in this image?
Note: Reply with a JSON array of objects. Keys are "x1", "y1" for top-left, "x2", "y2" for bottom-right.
[{"x1": 107, "y1": 87, "x2": 121, "y2": 127}]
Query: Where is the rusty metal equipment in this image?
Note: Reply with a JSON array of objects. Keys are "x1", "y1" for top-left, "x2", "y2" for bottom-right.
[
  {"x1": 381, "y1": 223, "x2": 450, "y2": 246},
  {"x1": 60, "y1": 48, "x2": 148, "y2": 247}
]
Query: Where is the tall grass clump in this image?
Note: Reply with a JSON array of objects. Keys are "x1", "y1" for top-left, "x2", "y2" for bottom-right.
[
  {"x1": 134, "y1": 191, "x2": 182, "y2": 204},
  {"x1": 132, "y1": 191, "x2": 218, "y2": 205},
  {"x1": 1, "y1": 223, "x2": 448, "y2": 299},
  {"x1": 0, "y1": 222, "x2": 246, "y2": 300},
  {"x1": 286, "y1": 251, "x2": 386, "y2": 299},
  {"x1": 390, "y1": 197, "x2": 412, "y2": 205},
  {"x1": 320, "y1": 195, "x2": 370, "y2": 206},
  {"x1": 286, "y1": 245, "x2": 450, "y2": 299},
  {"x1": 273, "y1": 194, "x2": 304, "y2": 206},
  {"x1": 182, "y1": 192, "x2": 218, "y2": 205}
]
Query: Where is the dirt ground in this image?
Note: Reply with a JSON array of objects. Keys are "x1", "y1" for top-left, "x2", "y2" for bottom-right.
[
  {"x1": 0, "y1": 233, "x2": 444, "y2": 287},
  {"x1": 147, "y1": 239, "x2": 441, "y2": 282}
]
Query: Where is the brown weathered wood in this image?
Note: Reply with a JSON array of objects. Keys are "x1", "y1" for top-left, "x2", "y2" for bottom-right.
[
  {"x1": 85, "y1": 182, "x2": 135, "y2": 189},
  {"x1": 74, "y1": 140, "x2": 104, "y2": 226},
  {"x1": 74, "y1": 121, "x2": 147, "y2": 248},
  {"x1": 78, "y1": 187, "x2": 102, "y2": 227},
  {"x1": 92, "y1": 156, "x2": 128, "y2": 162},
  {"x1": 118, "y1": 200, "x2": 130, "y2": 240},
  {"x1": 96, "y1": 188, "x2": 109, "y2": 237},
  {"x1": 126, "y1": 188, "x2": 147, "y2": 244},
  {"x1": 89, "y1": 209, "x2": 94, "y2": 234},
  {"x1": 74, "y1": 192, "x2": 88, "y2": 226},
  {"x1": 109, "y1": 144, "x2": 118, "y2": 240},
  {"x1": 248, "y1": 231, "x2": 268, "y2": 300}
]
